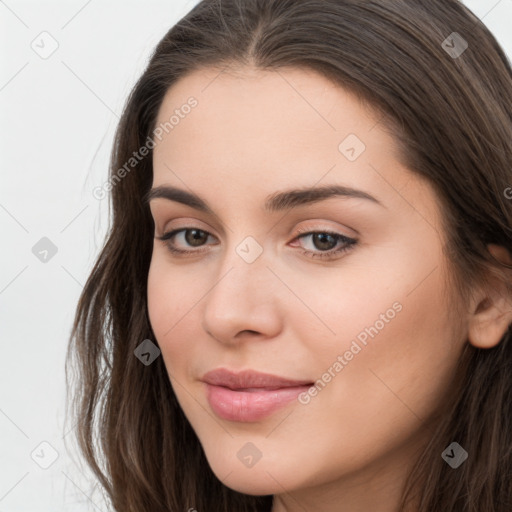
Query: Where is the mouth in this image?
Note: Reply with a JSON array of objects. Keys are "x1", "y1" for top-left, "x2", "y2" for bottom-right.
[{"x1": 201, "y1": 368, "x2": 314, "y2": 422}]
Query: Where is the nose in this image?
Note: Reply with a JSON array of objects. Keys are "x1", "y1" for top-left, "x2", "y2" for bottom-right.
[{"x1": 201, "y1": 250, "x2": 283, "y2": 346}]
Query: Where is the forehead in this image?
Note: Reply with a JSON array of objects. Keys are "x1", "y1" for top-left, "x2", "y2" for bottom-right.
[
  {"x1": 153, "y1": 66, "x2": 386, "y2": 159},
  {"x1": 150, "y1": 66, "x2": 435, "y2": 220}
]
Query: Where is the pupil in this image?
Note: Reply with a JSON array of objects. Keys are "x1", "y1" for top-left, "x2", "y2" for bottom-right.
[
  {"x1": 186, "y1": 229, "x2": 207, "y2": 246},
  {"x1": 314, "y1": 233, "x2": 336, "y2": 251}
]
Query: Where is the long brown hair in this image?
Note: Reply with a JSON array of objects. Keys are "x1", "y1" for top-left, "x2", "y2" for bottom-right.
[{"x1": 65, "y1": 1, "x2": 512, "y2": 510}]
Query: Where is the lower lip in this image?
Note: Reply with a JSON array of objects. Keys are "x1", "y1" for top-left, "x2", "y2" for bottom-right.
[{"x1": 205, "y1": 383, "x2": 311, "y2": 422}]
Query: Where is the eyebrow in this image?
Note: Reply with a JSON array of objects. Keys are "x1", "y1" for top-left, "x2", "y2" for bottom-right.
[{"x1": 144, "y1": 184, "x2": 384, "y2": 213}]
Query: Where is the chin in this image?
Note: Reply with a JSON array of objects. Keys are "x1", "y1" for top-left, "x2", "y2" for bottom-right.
[
  {"x1": 205, "y1": 453, "x2": 292, "y2": 496},
  {"x1": 218, "y1": 470, "x2": 282, "y2": 496}
]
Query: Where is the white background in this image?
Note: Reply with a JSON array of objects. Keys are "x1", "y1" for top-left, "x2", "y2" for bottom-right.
[{"x1": 1, "y1": 0, "x2": 511, "y2": 510}]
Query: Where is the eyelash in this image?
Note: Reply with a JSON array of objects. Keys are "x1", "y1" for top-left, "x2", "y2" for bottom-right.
[{"x1": 156, "y1": 227, "x2": 358, "y2": 260}]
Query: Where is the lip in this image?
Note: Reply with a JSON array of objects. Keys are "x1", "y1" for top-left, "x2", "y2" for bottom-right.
[{"x1": 201, "y1": 368, "x2": 313, "y2": 422}]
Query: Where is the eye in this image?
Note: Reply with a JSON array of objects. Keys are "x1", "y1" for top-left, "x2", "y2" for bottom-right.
[
  {"x1": 157, "y1": 228, "x2": 217, "y2": 255},
  {"x1": 291, "y1": 229, "x2": 358, "y2": 260},
  {"x1": 156, "y1": 227, "x2": 358, "y2": 260}
]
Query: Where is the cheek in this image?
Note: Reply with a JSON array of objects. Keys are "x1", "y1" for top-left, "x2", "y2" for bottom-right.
[
  {"x1": 147, "y1": 256, "x2": 198, "y2": 370},
  {"x1": 147, "y1": 257, "x2": 172, "y2": 337},
  {"x1": 297, "y1": 247, "x2": 462, "y2": 428},
  {"x1": 274, "y1": 275, "x2": 463, "y2": 487},
  {"x1": 306, "y1": 265, "x2": 462, "y2": 434}
]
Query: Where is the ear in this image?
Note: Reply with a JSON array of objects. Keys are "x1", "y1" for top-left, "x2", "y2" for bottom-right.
[{"x1": 467, "y1": 244, "x2": 512, "y2": 349}]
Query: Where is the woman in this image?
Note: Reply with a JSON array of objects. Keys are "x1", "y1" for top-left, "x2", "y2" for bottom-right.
[{"x1": 66, "y1": 0, "x2": 512, "y2": 510}]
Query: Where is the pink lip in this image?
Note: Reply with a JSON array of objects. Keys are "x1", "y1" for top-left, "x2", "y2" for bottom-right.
[{"x1": 202, "y1": 368, "x2": 313, "y2": 422}]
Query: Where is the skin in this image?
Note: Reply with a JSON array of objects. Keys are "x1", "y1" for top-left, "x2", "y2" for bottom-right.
[{"x1": 146, "y1": 66, "x2": 512, "y2": 512}]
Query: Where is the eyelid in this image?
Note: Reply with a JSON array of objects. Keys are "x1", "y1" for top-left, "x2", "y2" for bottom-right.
[
  {"x1": 158, "y1": 217, "x2": 216, "y2": 237},
  {"x1": 158, "y1": 217, "x2": 360, "y2": 238},
  {"x1": 156, "y1": 221, "x2": 354, "y2": 243},
  {"x1": 293, "y1": 225, "x2": 354, "y2": 239}
]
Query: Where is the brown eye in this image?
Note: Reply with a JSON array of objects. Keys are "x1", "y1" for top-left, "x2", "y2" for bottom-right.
[
  {"x1": 185, "y1": 229, "x2": 209, "y2": 247},
  {"x1": 157, "y1": 227, "x2": 217, "y2": 255},
  {"x1": 292, "y1": 230, "x2": 358, "y2": 260},
  {"x1": 310, "y1": 233, "x2": 338, "y2": 251}
]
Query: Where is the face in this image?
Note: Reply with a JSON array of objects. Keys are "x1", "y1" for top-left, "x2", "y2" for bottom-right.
[{"x1": 147, "y1": 66, "x2": 467, "y2": 505}]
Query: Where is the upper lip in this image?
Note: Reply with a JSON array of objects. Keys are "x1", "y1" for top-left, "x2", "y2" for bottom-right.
[{"x1": 201, "y1": 368, "x2": 313, "y2": 390}]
